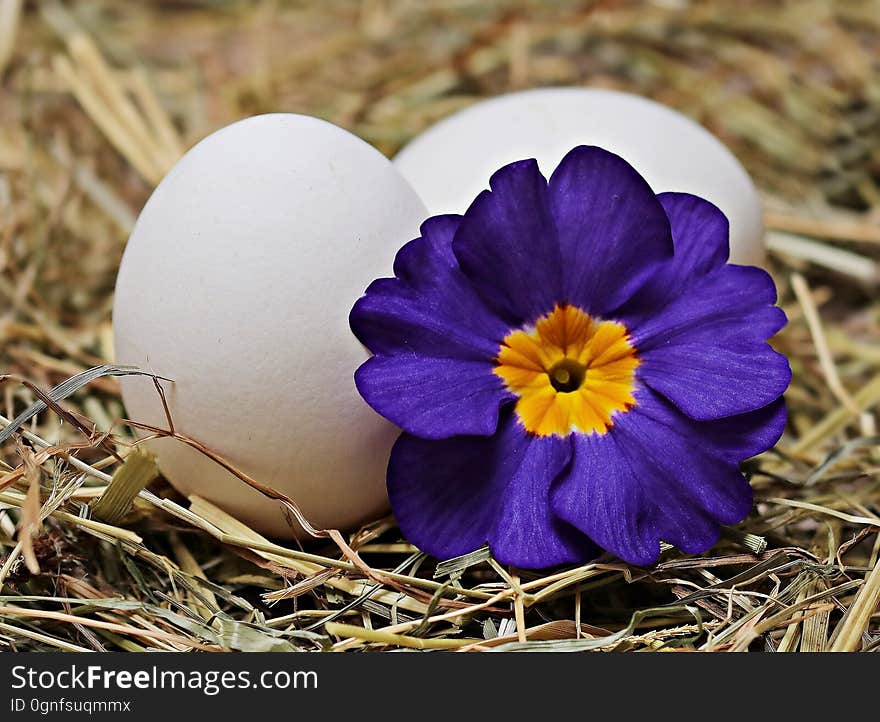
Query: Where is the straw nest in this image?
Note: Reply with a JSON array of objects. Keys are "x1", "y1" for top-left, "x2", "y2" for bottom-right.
[{"x1": 1, "y1": 0, "x2": 879, "y2": 652}]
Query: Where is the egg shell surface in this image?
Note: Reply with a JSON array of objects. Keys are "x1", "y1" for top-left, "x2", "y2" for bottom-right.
[
  {"x1": 113, "y1": 113, "x2": 428, "y2": 538},
  {"x1": 394, "y1": 87, "x2": 765, "y2": 266}
]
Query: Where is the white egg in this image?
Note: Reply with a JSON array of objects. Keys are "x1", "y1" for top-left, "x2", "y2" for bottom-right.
[
  {"x1": 113, "y1": 114, "x2": 427, "y2": 538},
  {"x1": 394, "y1": 87, "x2": 765, "y2": 266}
]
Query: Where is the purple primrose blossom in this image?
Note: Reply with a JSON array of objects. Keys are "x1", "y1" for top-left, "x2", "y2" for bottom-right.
[{"x1": 350, "y1": 146, "x2": 790, "y2": 569}]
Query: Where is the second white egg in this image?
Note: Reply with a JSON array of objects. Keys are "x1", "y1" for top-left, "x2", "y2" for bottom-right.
[{"x1": 394, "y1": 87, "x2": 765, "y2": 266}]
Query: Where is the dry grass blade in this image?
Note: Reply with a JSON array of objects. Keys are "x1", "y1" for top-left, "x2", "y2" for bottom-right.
[
  {"x1": 89, "y1": 448, "x2": 158, "y2": 524},
  {"x1": 768, "y1": 233, "x2": 878, "y2": 282},
  {"x1": 0, "y1": 0, "x2": 21, "y2": 76},
  {"x1": 324, "y1": 622, "x2": 478, "y2": 650},
  {"x1": 433, "y1": 545, "x2": 492, "y2": 578},
  {"x1": 488, "y1": 606, "x2": 702, "y2": 652},
  {"x1": 17, "y1": 444, "x2": 42, "y2": 575},
  {"x1": 766, "y1": 211, "x2": 880, "y2": 245},
  {"x1": 790, "y1": 273, "x2": 861, "y2": 417},
  {"x1": 0, "y1": 605, "x2": 219, "y2": 650},
  {"x1": 0, "y1": 365, "x2": 160, "y2": 445},
  {"x1": 791, "y1": 374, "x2": 880, "y2": 455},
  {"x1": 800, "y1": 580, "x2": 831, "y2": 652},
  {"x1": 829, "y1": 558, "x2": 880, "y2": 651}
]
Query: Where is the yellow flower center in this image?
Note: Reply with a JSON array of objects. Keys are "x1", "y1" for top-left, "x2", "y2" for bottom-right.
[{"x1": 494, "y1": 304, "x2": 640, "y2": 437}]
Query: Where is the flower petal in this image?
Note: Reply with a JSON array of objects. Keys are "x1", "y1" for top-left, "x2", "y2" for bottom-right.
[
  {"x1": 551, "y1": 389, "x2": 756, "y2": 566},
  {"x1": 638, "y1": 340, "x2": 791, "y2": 421},
  {"x1": 623, "y1": 264, "x2": 790, "y2": 420},
  {"x1": 640, "y1": 392, "x2": 787, "y2": 464},
  {"x1": 488, "y1": 435, "x2": 599, "y2": 569},
  {"x1": 627, "y1": 264, "x2": 785, "y2": 349},
  {"x1": 547, "y1": 146, "x2": 673, "y2": 315},
  {"x1": 658, "y1": 192, "x2": 730, "y2": 274},
  {"x1": 350, "y1": 215, "x2": 511, "y2": 360},
  {"x1": 619, "y1": 193, "x2": 731, "y2": 312},
  {"x1": 388, "y1": 412, "x2": 597, "y2": 567},
  {"x1": 551, "y1": 431, "x2": 662, "y2": 565},
  {"x1": 388, "y1": 434, "x2": 500, "y2": 560},
  {"x1": 613, "y1": 392, "x2": 755, "y2": 527},
  {"x1": 452, "y1": 159, "x2": 563, "y2": 325},
  {"x1": 355, "y1": 356, "x2": 511, "y2": 438}
]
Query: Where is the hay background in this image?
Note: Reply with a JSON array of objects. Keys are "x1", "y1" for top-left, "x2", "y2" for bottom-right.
[{"x1": 1, "y1": 0, "x2": 879, "y2": 652}]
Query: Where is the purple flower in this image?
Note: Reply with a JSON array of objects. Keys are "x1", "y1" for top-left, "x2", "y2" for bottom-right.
[{"x1": 350, "y1": 146, "x2": 790, "y2": 569}]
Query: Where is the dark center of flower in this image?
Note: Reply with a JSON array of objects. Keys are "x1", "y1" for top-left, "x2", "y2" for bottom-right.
[{"x1": 548, "y1": 358, "x2": 586, "y2": 394}]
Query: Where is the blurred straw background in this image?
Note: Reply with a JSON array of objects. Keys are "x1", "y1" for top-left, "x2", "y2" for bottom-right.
[{"x1": 0, "y1": 0, "x2": 879, "y2": 652}]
